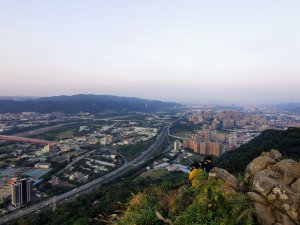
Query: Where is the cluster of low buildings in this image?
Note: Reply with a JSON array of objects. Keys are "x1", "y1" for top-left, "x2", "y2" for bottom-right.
[
  {"x1": 57, "y1": 123, "x2": 158, "y2": 150},
  {"x1": 62, "y1": 152, "x2": 118, "y2": 184}
]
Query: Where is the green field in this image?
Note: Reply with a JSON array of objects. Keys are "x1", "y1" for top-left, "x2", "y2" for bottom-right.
[
  {"x1": 173, "y1": 131, "x2": 194, "y2": 138},
  {"x1": 28, "y1": 121, "x2": 111, "y2": 141},
  {"x1": 28, "y1": 125, "x2": 80, "y2": 140},
  {"x1": 169, "y1": 121, "x2": 200, "y2": 136},
  {"x1": 57, "y1": 128, "x2": 77, "y2": 139}
]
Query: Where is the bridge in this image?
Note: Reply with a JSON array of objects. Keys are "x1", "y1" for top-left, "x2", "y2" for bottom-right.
[{"x1": 0, "y1": 135, "x2": 57, "y2": 146}]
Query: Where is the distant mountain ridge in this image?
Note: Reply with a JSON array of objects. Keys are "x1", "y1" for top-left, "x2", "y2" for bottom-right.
[{"x1": 0, "y1": 94, "x2": 181, "y2": 114}]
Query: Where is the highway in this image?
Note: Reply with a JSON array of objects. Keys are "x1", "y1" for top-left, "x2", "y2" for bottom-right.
[{"x1": 0, "y1": 125, "x2": 169, "y2": 225}]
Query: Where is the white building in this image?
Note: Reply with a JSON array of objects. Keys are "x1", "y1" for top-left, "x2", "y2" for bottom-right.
[{"x1": 174, "y1": 140, "x2": 182, "y2": 151}]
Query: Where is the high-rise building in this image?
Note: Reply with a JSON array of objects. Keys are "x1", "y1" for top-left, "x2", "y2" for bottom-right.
[
  {"x1": 173, "y1": 140, "x2": 182, "y2": 151},
  {"x1": 183, "y1": 139, "x2": 222, "y2": 157},
  {"x1": 11, "y1": 182, "x2": 21, "y2": 206},
  {"x1": 223, "y1": 119, "x2": 235, "y2": 128},
  {"x1": 11, "y1": 178, "x2": 33, "y2": 207},
  {"x1": 211, "y1": 119, "x2": 219, "y2": 130}
]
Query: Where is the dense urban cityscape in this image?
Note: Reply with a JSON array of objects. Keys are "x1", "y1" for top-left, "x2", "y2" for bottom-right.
[
  {"x1": 1, "y1": 1, "x2": 300, "y2": 224},
  {"x1": 0, "y1": 103, "x2": 299, "y2": 223}
]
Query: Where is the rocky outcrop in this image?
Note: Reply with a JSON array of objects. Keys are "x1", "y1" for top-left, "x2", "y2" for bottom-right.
[
  {"x1": 247, "y1": 191, "x2": 277, "y2": 225},
  {"x1": 269, "y1": 159, "x2": 300, "y2": 184},
  {"x1": 244, "y1": 149, "x2": 282, "y2": 185},
  {"x1": 268, "y1": 185, "x2": 300, "y2": 222},
  {"x1": 253, "y1": 201, "x2": 276, "y2": 225},
  {"x1": 247, "y1": 150, "x2": 300, "y2": 224},
  {"x1": 262, "y1": 149, "x2": 283, "y2": 161},
  {"x1": 291, "y1": 179, "x2": 300, "y2": 193},
  {"x1": 209, "y1": 167, "x2": 240, "y2": 190},
  {"x1": 211, "y1": 149, "x2": 300, "y2": 225},
  {"x1": 252, "y1": 169, "x2": 278, "y2": 197},
  {"x1": 275, "y1": 211, "x2": 297, "y2": 225}
]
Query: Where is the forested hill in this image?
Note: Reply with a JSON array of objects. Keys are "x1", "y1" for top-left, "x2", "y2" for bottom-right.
[
  {"x1": 216, "y1": 127, "x2": 300, "y2": 173},
  {"x1": 0, "y1": 94, "x2": 181, "y2": 114}
]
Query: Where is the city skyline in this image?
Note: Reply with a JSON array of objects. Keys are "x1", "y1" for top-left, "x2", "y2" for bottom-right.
[{"x1": 1, "y1": 1, "x2": 300, "y2": 104}]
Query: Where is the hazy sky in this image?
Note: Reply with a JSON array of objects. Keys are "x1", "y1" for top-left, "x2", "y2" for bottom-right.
[{"x1": 0, "y1": 0, "x2": 299, "y2": 104}]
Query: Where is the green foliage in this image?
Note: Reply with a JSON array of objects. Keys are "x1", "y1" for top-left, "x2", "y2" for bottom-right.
[
  {"x1": 217, "y1": 128, "x2": 300, "y2": 173},
  {"x1": 41, "y1": 161, "x2": 67, "y2": 181},
  {"x1": 115, "y1": 173, "x2": 254, "y2": 225},
  {"x1": 169, "y1": 120, "x2": 200, "y2": 136}
]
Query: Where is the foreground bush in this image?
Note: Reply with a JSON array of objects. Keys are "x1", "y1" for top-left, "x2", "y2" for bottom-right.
[{"x1": 111, "y1": 172, "x2": 254, "y2": 225}]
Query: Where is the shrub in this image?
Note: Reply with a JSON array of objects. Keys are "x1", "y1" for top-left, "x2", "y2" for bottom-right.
[{"x1": 114, "y1": 173, "x2": 255, "y2": 225}]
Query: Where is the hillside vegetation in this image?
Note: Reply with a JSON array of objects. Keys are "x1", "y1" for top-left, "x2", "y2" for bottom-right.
[
  {"x1": 216, "y1": 127, "x2": 300, "y2": 173},
  {"x1": 112, "y1": 173, "x2": 254, "y2": 225}
]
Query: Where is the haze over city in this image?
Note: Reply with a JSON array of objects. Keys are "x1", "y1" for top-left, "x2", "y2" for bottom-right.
[{"x1": 1, "y1": 0, "x2": 300, "y2": 104}]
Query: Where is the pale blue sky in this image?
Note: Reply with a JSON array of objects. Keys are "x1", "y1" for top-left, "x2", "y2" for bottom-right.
[{"x1": 0, "y1": 0, "x2": 299, "y2": 104}]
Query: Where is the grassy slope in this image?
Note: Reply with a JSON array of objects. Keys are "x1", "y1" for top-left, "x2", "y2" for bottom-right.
[{"x1": 115, "y1": 173, "x2": 254, "y2": 225}]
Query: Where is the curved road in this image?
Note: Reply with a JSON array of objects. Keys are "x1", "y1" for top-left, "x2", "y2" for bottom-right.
[
  {"x1": 0, "y1": 125, "x2": 169, "y2": 224},
  {"x1": 167, "y1": 121, "x2": 189, "y2": 140}
]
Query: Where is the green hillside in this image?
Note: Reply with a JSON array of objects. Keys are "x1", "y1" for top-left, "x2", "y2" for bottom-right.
[{"x1": 216, "y1": 127, "x2": 300, "y2": 174}]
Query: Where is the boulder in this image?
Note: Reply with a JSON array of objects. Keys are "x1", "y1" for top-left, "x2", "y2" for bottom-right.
[
  {"x1": 269, "y1": 159, "x2": 300, "y2": 184},
  {"x1": 247, "y1": 192, "x2": 267, "y2": 205},
  {"x1": 208, "y1": 167, "x2": 239, "y2": 190},
  {"x1": 245, "y1": 152, "x2": 300, "y2": 225},
  {"x1": 253, "y1": 202, "x2": 276, "y2": 225},
  {"x1": 275, "y1": 211, "x2": 297, "y2": 225},
  {"x1": 244, "y1": 156, "x2": 276, "y2": 184},
  {"x1": 246, "y1": 156, "x2": 276, "y2": 175},
  {"x1": 252, "y1": 169, "x2": 279, "y2": 197},
  {"x1": 291, "y1": 178, "x2": 300, "y2": 193},
  {"x1": 267, "y1": 184, "x2": 300, "y2": 222},
  {"x1": 262, "y1": 149, "x2": 283, "y2": 161}
]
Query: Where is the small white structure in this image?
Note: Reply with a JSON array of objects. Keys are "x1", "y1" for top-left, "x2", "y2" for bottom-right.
[{"x1": 174, "y1": 140, "x2": 182, "y2": 152}]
